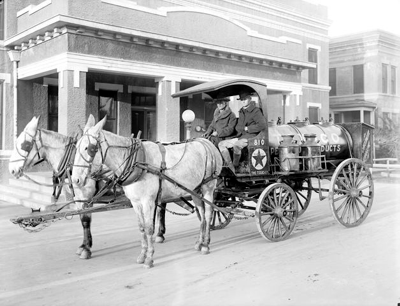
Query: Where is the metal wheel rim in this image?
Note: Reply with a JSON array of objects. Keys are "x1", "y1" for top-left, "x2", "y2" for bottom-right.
[
  {"x1": 255, "y1": 183, "x2": 298, "y2": 242},
  {"x1": 329, "y1": 158, "x2": 374, "y2": 228}
]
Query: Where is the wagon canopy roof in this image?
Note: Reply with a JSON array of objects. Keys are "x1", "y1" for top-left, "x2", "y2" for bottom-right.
[{"x1": 172, "y1": 79, "x2": 267, "y2": 100}]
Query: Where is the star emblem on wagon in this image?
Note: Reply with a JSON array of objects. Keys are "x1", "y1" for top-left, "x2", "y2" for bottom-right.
[{"x1": 252, "y1": 149, "x2": 267, "y2": 170}]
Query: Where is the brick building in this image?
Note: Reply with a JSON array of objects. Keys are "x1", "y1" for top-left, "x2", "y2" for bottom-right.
[
  {"x1": 329, "y1": 30, "x2": 400, "y2": 127},
  {"x1": 0, "y1": 0, "x2": 330, "y2": 179}
]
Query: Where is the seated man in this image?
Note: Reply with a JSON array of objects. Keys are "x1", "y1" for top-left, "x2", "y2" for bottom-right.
[
  {"x1": 218, "y1": 91, "x2": 267, "y2": 172},
  {"x1": 203, "y1": 96, "x2": 237, "y2": 146}
]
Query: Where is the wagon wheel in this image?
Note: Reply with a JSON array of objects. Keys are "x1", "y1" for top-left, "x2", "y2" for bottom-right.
[
  {"x1": 255, "y1": 183, "x2": 298, "y2": 242},
  {"x1": 282, "y1": 178, "x2": 312, "y2": 216},
  {"x1": 195, "y1": 195, "x2": 234, "y2": 230},
  {"x1": 329, "y1": 158, "x2": 374, "y2": 227}
]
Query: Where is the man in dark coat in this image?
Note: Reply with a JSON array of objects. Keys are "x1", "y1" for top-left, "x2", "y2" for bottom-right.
[
  {"x1": 203, "y1": 97, "x2": 237, "y2": 146},
  {"x1": 218, "y1": 91, "x2": 267, "y2": 172}
]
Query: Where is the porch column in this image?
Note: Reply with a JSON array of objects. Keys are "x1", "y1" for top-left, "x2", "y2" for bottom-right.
[
  {"x1": 58, "y1": 69, "x2": 88, "y2": 136},
  {"x1": 155, "y1": 76, "x2": 181, "y2": 142},
  {"x1": 360, "y1": 110, "x2": 364, "y2": 123}
]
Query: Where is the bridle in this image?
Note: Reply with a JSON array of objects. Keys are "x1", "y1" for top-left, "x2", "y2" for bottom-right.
[
  {"x1": 74, "y1": 131, "x2": 145, "y2": 186},
  {"x1": 10, "y1": 128, "x2": 44, "y2": 169}
]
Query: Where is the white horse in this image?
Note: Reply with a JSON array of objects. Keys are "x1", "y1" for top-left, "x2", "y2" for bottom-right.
[
  {"x1": 71, "y1": 116, "x2": 223, "y2": 268},
  {"x1": 9, "y1": 116, "x2": 97, "y2": 259}
]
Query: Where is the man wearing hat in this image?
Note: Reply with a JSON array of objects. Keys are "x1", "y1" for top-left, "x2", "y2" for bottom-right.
[
  {"x1": 203, "y1": 96, "x2": 237, "y2": 147},
  {"x1": 218, "y1": 91, "x2": 267, "y2": 172}
]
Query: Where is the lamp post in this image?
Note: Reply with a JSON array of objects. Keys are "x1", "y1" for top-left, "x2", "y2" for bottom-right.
[{"x1": 182, "y1": 110, "x2": 195, "y2": 140}]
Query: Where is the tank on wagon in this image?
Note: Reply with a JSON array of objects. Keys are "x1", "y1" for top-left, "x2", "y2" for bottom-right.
[{"x1": 173, "y1": 79, "x2": 374, "y2": 241}]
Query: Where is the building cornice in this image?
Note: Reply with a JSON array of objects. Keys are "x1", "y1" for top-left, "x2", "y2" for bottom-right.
[
  {"x1": 164, "y1": 0, "x2": 330, "y2": 42},
  {"x1": 17, "y1": 52, "x2": 305, "y2": 94},
  {"x1": 6, "y1": 16, "x2": 315, "y2": 71}
]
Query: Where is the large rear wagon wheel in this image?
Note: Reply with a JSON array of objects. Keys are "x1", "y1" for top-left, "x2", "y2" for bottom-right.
[
  {"x1": 329, "y1": 158, "x2": 374, "y2": 227},
  {"x1": 255, "y1": 183, "x2": 298, "y2": 242}
]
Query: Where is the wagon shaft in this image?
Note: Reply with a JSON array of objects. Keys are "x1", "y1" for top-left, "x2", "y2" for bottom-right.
[{"x1": 10, "y1": 199, "x2": 133, "y2": 233}]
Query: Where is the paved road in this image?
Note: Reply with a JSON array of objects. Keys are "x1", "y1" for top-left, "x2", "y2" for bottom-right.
[{"x1": 0, "y1": 175, "x2": 399, "y2": 306}]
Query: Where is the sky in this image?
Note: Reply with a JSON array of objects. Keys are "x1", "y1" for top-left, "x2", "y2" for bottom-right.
[{"x1": 308, "y1": 0, "x2": 400, "y2": 37}]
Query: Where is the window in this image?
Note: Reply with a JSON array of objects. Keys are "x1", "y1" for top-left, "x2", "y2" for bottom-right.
[
  {"x1": 131, "y1": 93, "x2": 156, "y2": 141},
  {"x1": 382, "y1": 64, "x2": 388, "y2": 93},
  {"x1": 48, "y1": 86, "x2": 58, "y2": 132},
  {"x1": 329, "y1": 68, "x2": 336, "y2": 96},
  {"x1": 309, "y1": 106, "x2": 319, "y2": 123},
  {"x1": 99, "y1": 90, "x2": 117, "y2": 133},
  {"x1": 308, "y1": 48, "x2": 318, "y2": 85},
  {"x1": 391, "y1": 66, "x2": 397, "y2": 95},
  {"x1": 353, "y1": 64, "x2": 364, "y2": 94}
]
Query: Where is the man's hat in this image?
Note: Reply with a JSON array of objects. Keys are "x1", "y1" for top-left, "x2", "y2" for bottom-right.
[
  {"x1": 237, "y1": 90, "x2": 253, "y2": 100},
  {"x1": 213, "y1": 92, "x2": 230, "y2": 103}
]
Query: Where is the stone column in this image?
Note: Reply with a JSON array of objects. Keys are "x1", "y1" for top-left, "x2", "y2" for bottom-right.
[
  {"x1": 155, "y1": 77, "x2": 181, "y2": 142},
  {"x1": 58, "y1": 69, "x2": 88, "y2": 136}
]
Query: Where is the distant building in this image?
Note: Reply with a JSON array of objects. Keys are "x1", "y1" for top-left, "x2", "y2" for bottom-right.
[
  {"x1": 329, "y1": 30, "x2": 400, "y2": 127},
  {"x1": 0, "y1": 0, "x2": 330, "y2": 178}
]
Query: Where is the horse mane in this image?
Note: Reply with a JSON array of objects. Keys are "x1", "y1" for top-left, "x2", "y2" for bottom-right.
[{"x1": 40, "y1": 129, "x2": 70, "y2": 147}]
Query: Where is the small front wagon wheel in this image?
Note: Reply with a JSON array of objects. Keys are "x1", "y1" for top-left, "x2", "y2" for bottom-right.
[
  {"x1": 329, "y1": 158, "x2": 374, "y2": 227},
  {"x1": 256, "y1": 183, "x2": 298, "y2": 242}
]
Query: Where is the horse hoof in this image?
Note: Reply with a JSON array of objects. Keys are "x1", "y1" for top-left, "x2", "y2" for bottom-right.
[
  {"x1": 76, "y1": 247, "x2": 84, "y2": 256},
  {"x1": 201, "y1": 246, "x2": 210, "y2": 255},
  {"x1": 194, "y1": 243, "x2": 202, "y2": 251},
  {"x1": 80, "y1": 249, "x2": 92, "y2": 259},
  {"x1": 137, "y1": 254, "x2": 146, "y2": 264},
  {"x1": 144, "y1": 259, "x2": 154, "y2": 269},
  {"x1": 155, "y1": 236, "x2": 165, "y2": 243}
]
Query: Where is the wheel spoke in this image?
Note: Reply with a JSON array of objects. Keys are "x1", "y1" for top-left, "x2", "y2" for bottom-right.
[
  {"x1": 336, "y1": 196, "x2": 349, "y2": 216},
  {"x1": 279, "y1": 191, "x2": 290, "y2": 207},
  {"x1": 262, "y1": 201, "x2": 274, "y2": 211},
  {"x1": 267, "y1": 195, "x2": 276, "y2": 208},
  {"x1": 333, "y1": 193, "x2": 348, "y2": 203},
  {"x1": 356, "y1": 173, "x2": 368, "y2": 188},
  {"x1": 334, "y1": 187, "x2": 349, "y2": 194},
  {"x1": 340, "y1": 198, "x2": 351, "y2": 222},
  {"x1": 260, "y1": 211, "x2": 275, "y2": 216},
  {"x1": 261, "y1": 215, "x2": 274, "y2": 229},
  {"x1": 358, "y1": 184, "x2": 371, "y2": 192},
  {"x1": 279, "y1": 217, "x2": 289, "y2": 232},
  {"x1": 283, "y1": 214, "x2": 295, "y2": 223},
  {"x1": 276, "y1": 218, "x2": 282, "y2": 238},
  {"x1": 342, "y1": 168, "x2": 353, "y2": 187},
  {"x1": 355, "y1": 197, "x2": 368, "y2": 210},
  {"x1": 354, "y1": 198, "x2": 362, "y2": 219}
]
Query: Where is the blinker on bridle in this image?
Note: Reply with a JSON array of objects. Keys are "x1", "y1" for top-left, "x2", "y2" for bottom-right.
[
  {"x1": 21, "y1": 139, "x2": 34, "y2": 153},
  {"x1": 87, "y1": 142, "x2": 98, "y2": 158}
]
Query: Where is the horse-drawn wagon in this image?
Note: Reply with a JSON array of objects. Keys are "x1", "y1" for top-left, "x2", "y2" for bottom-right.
[
  {"x1": 9, "y1": 79, "x2": 374, "y2": 268},
  {"x1": 172, "y1": 79, "x2": 374, "y2": 241}
]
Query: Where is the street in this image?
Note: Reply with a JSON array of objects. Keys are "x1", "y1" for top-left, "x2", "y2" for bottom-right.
[{"x1": 0, "y1": 175, "x2": 399, "y2": 306}]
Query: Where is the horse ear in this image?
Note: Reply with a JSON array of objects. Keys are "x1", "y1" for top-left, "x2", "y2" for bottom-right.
[
  {"x1": 83, "y1": 114, "x2": 96, "y2": 133},
  {"x1": 92, "y1": 116, "x2": 107, "y2": 136},
  {"x1": 25, "y1": 116, "x2": 39, "y2": 132}
]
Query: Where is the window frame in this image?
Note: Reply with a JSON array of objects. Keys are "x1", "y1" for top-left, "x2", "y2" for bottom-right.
[
  {"x1": 391, "y1": 66, "x2": 397, "y2": 95},
  {"x1": 382, "y1": 63, "x2": 388, "y2": 94},
  {"x1": 353, "y1": 64, "x2": 364, "y2": 94},
  {"x1": 308, "y1": 48, "x2": 318, "y2": 85},
  {"x1": 329, "y1": 68, "x2": 337, "y2": 96}
]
